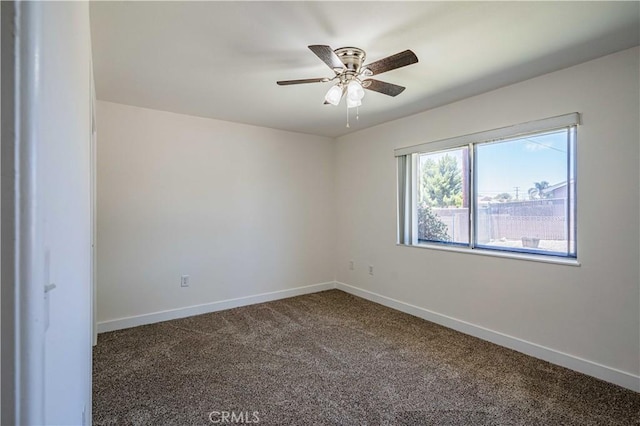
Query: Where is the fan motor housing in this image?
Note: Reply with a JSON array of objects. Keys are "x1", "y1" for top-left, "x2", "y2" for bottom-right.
[{"x1": 334, "y1": 47, "x2": 366, "y2": 73}]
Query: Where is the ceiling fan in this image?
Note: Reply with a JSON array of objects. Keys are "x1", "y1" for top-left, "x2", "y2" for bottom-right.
[{"x1": 277, "y1": 45, "x2": 418, "y2": 109}]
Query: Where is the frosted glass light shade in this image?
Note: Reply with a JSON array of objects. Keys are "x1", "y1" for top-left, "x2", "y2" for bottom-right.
[
  {"x1": 347, "y1": 81, "x2": 365, "y2": 101},
  {"x1": 347, "y1": 97, "x2": 362, "y2": 108},
  {"x1": 325, "y1": 85, "x2": 343, "y2": 106}
]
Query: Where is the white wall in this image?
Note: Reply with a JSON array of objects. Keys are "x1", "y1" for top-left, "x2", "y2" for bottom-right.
[
  {"x1": 97, "y1": 102, "x2": 335, "y2": 324},
  {"x1": 334, "y1": 48, "x2": 640, "y2": 384}
]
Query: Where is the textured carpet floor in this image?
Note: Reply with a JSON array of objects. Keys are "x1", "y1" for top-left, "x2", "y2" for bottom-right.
[{"x1": 93, "y1": 290, "x2": 639, "y2": 425}]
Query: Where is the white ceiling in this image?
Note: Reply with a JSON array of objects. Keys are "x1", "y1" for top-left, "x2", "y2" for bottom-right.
[{"x1": 90, "y1": 1, "x2": 639, "y2": 138}]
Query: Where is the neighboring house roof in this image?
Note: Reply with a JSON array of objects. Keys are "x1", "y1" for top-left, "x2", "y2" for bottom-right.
[{"x1": 540, "y1": 179, "x2": 574, "y2": 195}]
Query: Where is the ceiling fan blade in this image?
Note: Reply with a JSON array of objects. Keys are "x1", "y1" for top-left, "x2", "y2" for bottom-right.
[
  {"x1": 362, "y1": 79, "x2": 406, "y2": 97},
  {"x1": 364, "y1": 50, "x2": 418, "y2": 75},
  {"x1": 277, "y1": 78, "x2": 329, "y2": 86},
  {"x1": 308, "y1": 45, "x2": 346, "y2": 72}
]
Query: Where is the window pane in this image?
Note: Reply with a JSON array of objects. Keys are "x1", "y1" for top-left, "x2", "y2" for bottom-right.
[
  {"x1": 475, "y1": 129, "x2": 575, "y2": 256},
  {"x1": 417, "y1": 148, "x2": 469, "y2": 245}
]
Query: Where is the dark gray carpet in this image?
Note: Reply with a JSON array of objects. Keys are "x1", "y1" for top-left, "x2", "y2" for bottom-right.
[{"x1": 93, "y1": 290, "x2": 639, "y2": 425}]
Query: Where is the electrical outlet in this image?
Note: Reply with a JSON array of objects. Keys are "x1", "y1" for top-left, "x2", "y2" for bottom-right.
[
  {"x1": 349, "y1": 260, "x2": 355, "y2": 270},
  {"x1": 180, "y1": 275, "x2": 190, "y2": 287},
  {"x1": 368, "y1": 265, "x2": 374, "y2": 275}
]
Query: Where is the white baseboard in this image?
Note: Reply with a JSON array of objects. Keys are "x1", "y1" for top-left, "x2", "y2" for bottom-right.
[
  {"x1": 97, "y1": 281, "x2": 336, "y2": 333},
  {"x1": 97, "y1": 279, "x2": 639, "y2": 392},
  {"x1": 334, "y1": 281, "x2": 640, "y2": 393}
]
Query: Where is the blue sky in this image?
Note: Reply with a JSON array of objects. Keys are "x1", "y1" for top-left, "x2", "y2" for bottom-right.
[
  {"x1": 476, "y1": 129, "x2": 569, "y2": 198},
  {"x1": 419, "y1": 129, "x2": 570, "y2": 200}
]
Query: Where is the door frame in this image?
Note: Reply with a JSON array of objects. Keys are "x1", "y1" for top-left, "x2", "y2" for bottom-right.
[{"x1": 1, "y1": 2, "x2": 46, "y2": 423}]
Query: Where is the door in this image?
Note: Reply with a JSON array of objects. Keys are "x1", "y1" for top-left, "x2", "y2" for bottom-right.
[{"x1": 1, "y1": 2, "x2": 95, "y2": 424}]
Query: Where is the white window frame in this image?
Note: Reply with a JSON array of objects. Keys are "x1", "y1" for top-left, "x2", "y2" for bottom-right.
[{"x1": 396, "y1": 113, "x2": 580, "y2": 265}]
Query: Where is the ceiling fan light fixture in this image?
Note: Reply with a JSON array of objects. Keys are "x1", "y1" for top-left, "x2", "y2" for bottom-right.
[
  {"x1": 347, "y1": 80, "x2": 365, "y2": 101},
  {"x1": 325, "y1": 84, "x2": 343, "y2": 106},
  {"x1": 346, "y1": 97, "x2": 362, "y2": 108}
]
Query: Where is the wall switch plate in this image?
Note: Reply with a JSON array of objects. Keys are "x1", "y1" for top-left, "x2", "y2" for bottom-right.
[
  {"x1": 349, "y1": 260, "x2": 355, "y2": 270},
  {"x1": 180, "y1": 275, "x2": 190, "y2": 287},
  {"x1": 368, "y1": 265, "x2": 374, "y2": 275}
]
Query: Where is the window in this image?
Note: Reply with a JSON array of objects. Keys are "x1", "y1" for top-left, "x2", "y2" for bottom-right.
[{"x1": 397, "y1": 113, "x2": 578, "y2": 258}]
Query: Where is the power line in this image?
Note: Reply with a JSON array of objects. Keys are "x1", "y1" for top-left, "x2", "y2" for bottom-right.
[{"x1": 523, "y1": 138, "x2": 566, "y2": 153}]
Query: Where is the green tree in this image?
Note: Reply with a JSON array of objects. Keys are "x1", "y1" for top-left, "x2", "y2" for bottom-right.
[
  {"x1": 528, "y1": 181, "x2": 551, "y2": 200},
  {"x1": 417, "y1": 203, "x2": 450, "y2": 242},
  {"x1": 420, "y1": 154, "x2": 463, "y2": 207}
]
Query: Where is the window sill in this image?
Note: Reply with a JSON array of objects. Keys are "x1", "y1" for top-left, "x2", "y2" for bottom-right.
[{"x1": 397, "y1": 242, "x2": 581, "y2": 267}]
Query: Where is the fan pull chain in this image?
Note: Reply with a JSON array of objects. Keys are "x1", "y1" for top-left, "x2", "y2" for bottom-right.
[
  {"x1": 356, "y1": 106, "x2": 359, "y2": 121},
  {"x1": 346, "y1": 106, "x2": 350, "y2": 128}
]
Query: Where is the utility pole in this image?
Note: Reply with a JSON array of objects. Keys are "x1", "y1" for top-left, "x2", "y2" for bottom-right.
[{"x1": 514, "y1": 186, "x2": 520, "y2": 200}]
